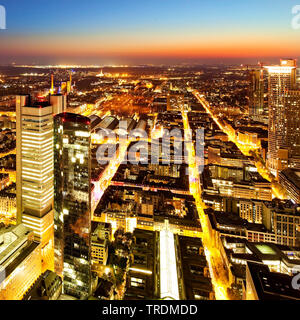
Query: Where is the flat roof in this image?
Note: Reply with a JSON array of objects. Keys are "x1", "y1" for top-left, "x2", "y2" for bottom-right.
[
  {"x1": 0, "y1": 241, "x2": 39, "y2": 285},
  {"x1": 255, "y1": 244, "x2": 277, "y2": 255},
  {"x1": 280, "y1": 169, "x2": 300, "y2": 190},
  {"x1": 247, "y1": 262, "x2": 300, "y2": 300},
  {"x1": 55, "y1": 112, "x2": 91, "y2": 125}
]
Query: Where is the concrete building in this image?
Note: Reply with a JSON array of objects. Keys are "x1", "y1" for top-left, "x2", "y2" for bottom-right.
[
  {"x1": 125, "y1": 228, "x2": 214, "y2": 300},
  {"x1": 22, "y1": 270, "x2": 62, "y2": 300},
  {"x1": 262, "y1": 200, "x2": 300, "y2": 247},
  {"x1": 245, "y1": 261, "x2": 300, "y2": 300},
  {"x1": 16, "y1": 95, "x2": 65, "y2": 271},
  {"x1": 0, "y1": 224, "x2": 42, "y2": 300},
  {"x1": 279, "y1": 169, "x2": 300, "y2": 204},
  {"x1": 91, "y1": 231, "x2": 108, "y2": 266}
]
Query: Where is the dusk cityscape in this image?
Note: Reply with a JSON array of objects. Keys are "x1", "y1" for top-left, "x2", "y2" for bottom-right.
[{"x1": 0, "y1": 0, "x2": 300, "y2": 311}]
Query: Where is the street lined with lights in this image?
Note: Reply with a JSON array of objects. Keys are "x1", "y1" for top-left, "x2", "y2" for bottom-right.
[
  {"x1": 181, "y1": 108, "x2": 231, "y2": 300},
  {"x1": 192, "y1": 90, "x2": 288, "y2": 200}
]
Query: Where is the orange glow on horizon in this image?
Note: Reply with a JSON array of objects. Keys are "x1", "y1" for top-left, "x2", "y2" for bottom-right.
[{"x1": 2, "y1": 31, "x2": 300, "y2": 61}]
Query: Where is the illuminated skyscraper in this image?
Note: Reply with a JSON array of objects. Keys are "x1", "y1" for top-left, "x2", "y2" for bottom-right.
[
  {"x1": 50, "y1": 94, "x2": 67, "y2": 115},
  {"x1": 53, "y1": 113, "x2": 92, "y2": 299},
  {"x1": 283, "y1": 90, "x2": 300, "y2": 169},
  {"x1": 265, "y1": 59, "x2": 297, "y2": 176},
  {"x1": 16, "y1": 94, "x2": 66, "y2": 271},
  {"x1": 249, "y1": 69, "x2": 264, "y2": 121},
  {"x1": 16, "y1": 95, "x2": 55, "y2": 271}
]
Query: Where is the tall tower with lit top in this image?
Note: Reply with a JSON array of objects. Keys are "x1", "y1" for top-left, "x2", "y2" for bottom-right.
[
  {"x1": 16, "y1": 95, "x2": 55, "y2": 271},
  {"x1": 265, "y1": 59, "x2": 297, "y2": 176}
]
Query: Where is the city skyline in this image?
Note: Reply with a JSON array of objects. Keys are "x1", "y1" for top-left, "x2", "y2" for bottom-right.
[
  {"x1": 0, "y1": 0, "x2": 300, "y2": 65},
  {"x1": 1, "y1": 0, "x2": 300, "y2": 306}
]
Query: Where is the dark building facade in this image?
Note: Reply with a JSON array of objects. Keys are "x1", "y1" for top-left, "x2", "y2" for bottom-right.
[
  {"x1": 23, "y1": 270, "x2": 62, "y2": 300},
  {"x1": 279, "y1": 169, "x2": 300, "y2": 204},
  {"x1": 283, "y1": 90, "x2": 300, "y2": 169},
  {"x1": 54, "y1": 113, "x2": 92, "y2": 299},
  {"x1": 249, "y1": 69, "x2": 264, "y2": 120}
]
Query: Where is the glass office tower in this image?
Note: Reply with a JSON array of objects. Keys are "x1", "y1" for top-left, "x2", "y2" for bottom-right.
[
  {"x1": 249, "y1": 69, "x2": 264, "y2": 120},
  {"x1": 53, "y1": 113, "x2": 92, "y2": 299}
]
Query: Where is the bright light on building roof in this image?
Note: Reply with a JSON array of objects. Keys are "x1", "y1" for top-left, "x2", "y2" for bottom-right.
[
  {"x1": 160, "y1": 229, "x2": 180, "y2": 300},
  {"x1": 129, "y1": 268, "x2": 152, "y2": 275},
  {"x1": 255, "y1": 244, "x2": 277, "y2": 255}
]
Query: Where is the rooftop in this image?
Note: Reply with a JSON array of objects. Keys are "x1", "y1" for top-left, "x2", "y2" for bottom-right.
[
  {"x1": 247, "y1": 262, "x2": 300, "y2": 300},
  {"x1": 55, "y1": 112, "x2": 91, "y2": 125},
  {"x1": 280, "y1": 169, "x2": 300, "y2": 190}
]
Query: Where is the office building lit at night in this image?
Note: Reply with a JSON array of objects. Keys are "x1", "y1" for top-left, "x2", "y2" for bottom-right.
[
  {"x1": 265, "y1": 59, "x2": 298, "y2": 176},
  {"x1": 1, "y1": 0, "x2": 300, "y2": 309},
  {"x1": 16, "y1": 95, "x2": 55, "y2": 271},
  {"x1": 53, "y1": 113, "x2": 92, "y2": 299},
  {"x1": 249, "y1": 68, "x2": 265, "y2": 122}
]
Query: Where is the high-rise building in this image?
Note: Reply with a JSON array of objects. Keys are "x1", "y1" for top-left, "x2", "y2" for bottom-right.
[
  {"x1": 50, "y1": 94, "x2": 67, "y2": 115},
  {"x1": 265, "y1": 59, "x2": 297, "y2": 176},
  {"x1": 16, "y1": 94, "x2": 66, "y2": 271},
  {"x1": 283, "y1": 90, "x2": 300, "y2": 168},
  {"x1": 16, "y1": 95, "x2": 53, "y2": 271},
  {"x1": 53, "y1": 113, "x2": 92, "y2": 299},
  {"x1": 249, "y1": 69, "x2": 264, "y2": 121}
]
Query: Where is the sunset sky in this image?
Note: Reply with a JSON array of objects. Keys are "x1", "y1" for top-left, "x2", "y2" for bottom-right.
[{"x1": 0, "y1": 0, "x2": 299, "y2": 65}]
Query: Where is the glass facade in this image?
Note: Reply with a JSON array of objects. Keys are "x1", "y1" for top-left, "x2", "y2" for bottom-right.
[
  {"x1": 53, "y1": 113, "x2": 92, "y2": 299},
  {"x1": 249, "y1": 69, "x2": 264, "y2": 118}
]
